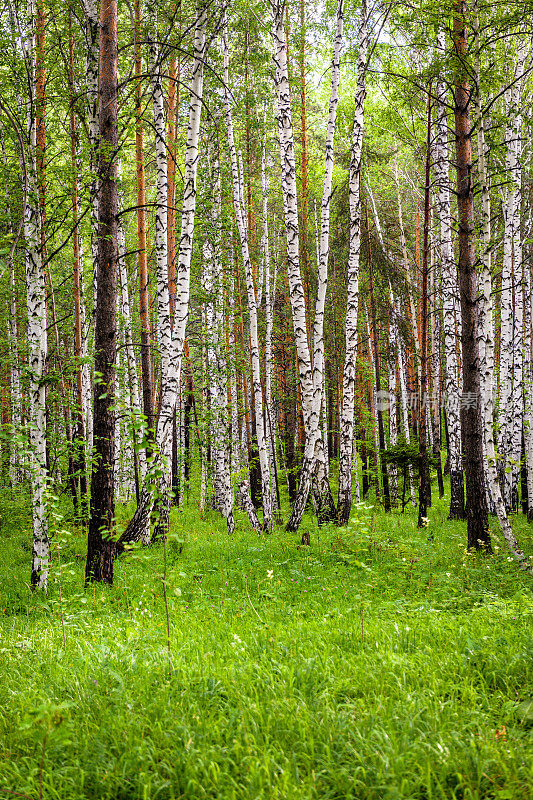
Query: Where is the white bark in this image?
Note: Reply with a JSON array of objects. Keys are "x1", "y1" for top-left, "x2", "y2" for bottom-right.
[
  {"x1": 117, "y1": 212, "x2": 147, "y2": 484},
  {"x1": 119, "y1": 4, "x2": 207, "y2": 547},
  {"x1": 262, "y1": 148, "x2": 278, "y2": 511},
  {"x1": 499, "y1": 42, "x2": 527, "y2": 510},
  {"x1": 338, "y1": 0, "x2": 367, "y2": 522},
  {"x1": 81, "y1": 0, "x2": 99, "y2": 310},
  {"x1": 223, "y1": 17, "x2": 272, "y2": 532},
  {"x1": 1, "y1": 126, "x2": 23, "y2": 479},
  {"x1": 272, "y1": 0, "x2": 341, "y2": 530},
  {"x1": 204, "y1": 147, "x2": 235, "y2": 533},
  {"x1": 24, "y1": 0, "x2": 49, "y2": 589},
  {"x1": 435, "y1": 52, "x2": 464, "y2": 517},
  {"x1": 394, "y1": 293, "x2": 416, "y2": 506},
  {"x1": 474, "y1": 20, "x2": 531, "y2": 571},
  {"x1": 228, "y1": 260, "x2": 240, "y2": 478}
]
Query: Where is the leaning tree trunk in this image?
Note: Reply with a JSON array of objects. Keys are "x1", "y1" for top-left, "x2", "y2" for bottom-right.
[
  {"x1": 337, "y1": 0, "x2": 367, "y2": 524},
  {"x1": 271, "y1": 0, "x2": 341, "y2": 535},
  {"x1": 473, "y1": 12, "x2": 530, "y2": 570},
  {"x1": 24, "y1": 0, "x2": 49, "y2": 590},
  {"x1": 435, "y1": 41, "x2": 465, "y2": 519},
  {"x1": 452, "y1": 0, "x2": 490, "y2": 551},
  {"x1": 117, "y1": 4, "x2": 207, "y2": 550},
  {"x1": 85, "y1": 0, "x2": 119, "y2": 584}
]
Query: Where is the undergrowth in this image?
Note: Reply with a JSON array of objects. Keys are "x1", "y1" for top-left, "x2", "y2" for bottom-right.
[{"x1": 0, "y1": 482, "x2": 532, "y2": 799}]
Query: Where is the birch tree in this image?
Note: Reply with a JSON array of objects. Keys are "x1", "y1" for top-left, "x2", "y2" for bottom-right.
[
  {"x1": 271, "y1": 0, "x2": 340, "y2": 535},
  {"x1": 23, "y1": 0, "x2": 49, "y2": 589},
  {"x1": 498, "y1": 39, "x2": 527, "y2": 511},
  {"x1": 473, "y1": 10, "x2": 531, "y2": 569},
  {"x1": 223, "y1": 16, "x2": 272, "y2": 532},
  {"x1": 118, "y1": 3, "x2": 207, "y2": 548},
  {"x1": 435, "y1": 35, "x2": 464, "y2": 519},
  {"x1": 338, "y1": 0, "x2": 367, "y2": 524}
]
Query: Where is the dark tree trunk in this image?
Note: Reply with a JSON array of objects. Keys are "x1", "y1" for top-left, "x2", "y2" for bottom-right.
[
  {"x1": 85, "y1": 0, "x2": 118, "y2": 584},
  {"x1": 453, "y1": 1, "x2": 490, "y2": 551},
  {"x1": 183, "y1": 339, "x2": 194, "y2": 493},
  {"x1": 360, "y1": 426, "x2": 369, "y2": 498},
  {"x1": 521, "y1": 428, "x2": 528, "y2": 514},
  {"x1": 171, "y1": 411, "x2": 179, "y2": 505},
  {"x1": 443, "y1": 407, "x2": 450, "y2": 474},
  {"x1": 285, "y1": 392, "x2": 297, "y2": 503}
]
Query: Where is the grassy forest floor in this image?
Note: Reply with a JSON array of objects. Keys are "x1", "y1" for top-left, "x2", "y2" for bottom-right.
[{"x1": 0, "y1": 477, "x2": 532, "y2": 800}]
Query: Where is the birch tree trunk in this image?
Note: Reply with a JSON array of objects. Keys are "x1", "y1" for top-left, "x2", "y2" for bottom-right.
[
  {"x1": 508, "y1": 43, "x2": 526, "y2": 512},
  {"x1": 204, "y1": 147, "x2": 235, "y2": 533},
  {"x1": 117, "y1": 212, "x2": 147, "y2": 484},
  {"x1": 393, "y1": 291, "x2": 417, "y2": 506},
  {"x1": 262, "y1": 148, "x2": 280, "y2": 516},
  {"x1": 272, "y1": 0, "x2": 340, "y2": 535},
  {"x1": 118, "y1": 3, "x2": 207, "y2": 550},
  {"x1": 435, "y1": 44, "x2": 465, "y2": 518},
  {"x1": 1, "y1": 124, "x2": 22, "y2": 481},
  {"x1": 147, "y1": 0, "x2": 176, "y2": 541},
  {"x1": 223, "y1": 17, "x2": 272, "y2": 532},
  {"x1": 337, "y1": 0, "x2": 367, "y2": 524},
  {"x1": 24, "y1": 0, "x2": 49, "y2": 589},
  {"x1": 498, "y1": 40, "x2": 526, "y2": 512},
  {"x1": 82, "y1": 0, "x2": 99, "y2": 315},
  {"x1": 67, "y1": 10, "x2": 88, "y2": 508},
  {"x1": 473, "y1": 12, "x2": 531, "y2": 569}
]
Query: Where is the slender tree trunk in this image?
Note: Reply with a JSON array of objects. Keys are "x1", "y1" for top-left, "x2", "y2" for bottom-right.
[
  {"x1": 204, "y1": 146, "x2": 235, "y2": 533},
  {"x1": 473, "y1": 8, "x2": 530, "y2": 568},
  {"x1": 435, "y1": 40, "x2": 464, "y2": 518},
  {"x1": 68, "y1": 10, "x2": 88, "y2": 510},
  {"x1": 223, "y1": 16, "x2": 272, "y2": 531},
  {"x1": 118, "y1": 4, "x2": 207, "y2": 550},
  {"x1": 298, "y1": 0, "x2": 311, "y2": 341},
  {"x1": 134, "y1": 0, "x2": 154, "y2": 443},
  {"x1": 418, "y1": 90, "x2": 432, "y2": 527},
  {"x1": 117, "y1": 209, "x2": 147, "y2": 486},
  {"x1": 262, "y1": 147, "x2": 279, "y2": 517},
  {"x1": 24, "y1": 0, "x2": 49, "y2": 589},
  {"x1": 367, "y1": 223, "x2": 391, "y2": 513},
  {"x1": 272, "y1": 0, "x2": 341, "y2": 535},
  {"x1": 82, "y1": 0, "x2": 100, "y2": 325},
  {"x1": 148, "y1": 0, "x2": 178, "y2": 540},
  {"x1": 338, "y1": 0, "x2": 367, "y2": 524},
  {"x1": 85, "y1": 0, "x2": 119, "y2": 584}
]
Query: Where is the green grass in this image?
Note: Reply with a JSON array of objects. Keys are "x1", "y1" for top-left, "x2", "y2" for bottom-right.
[{"x1": 0, "y1": 481, "x2": 532, "y2": 800}]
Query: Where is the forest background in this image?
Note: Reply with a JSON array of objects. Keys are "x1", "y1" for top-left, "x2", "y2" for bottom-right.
[{"x1": 0, "y1": 0, "x2": 532, "y2": 798}]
